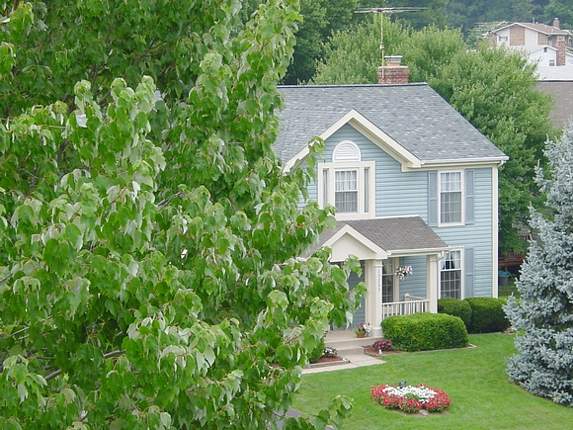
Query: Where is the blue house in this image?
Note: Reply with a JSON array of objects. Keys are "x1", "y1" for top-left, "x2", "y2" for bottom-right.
[{"x1": 274, "y1": 59, "x2": 508, "y2": 337}]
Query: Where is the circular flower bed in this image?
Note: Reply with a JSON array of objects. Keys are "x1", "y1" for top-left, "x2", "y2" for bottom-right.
[{"x1": 371, "y1": 384, "x2": 450, "y2": 414}]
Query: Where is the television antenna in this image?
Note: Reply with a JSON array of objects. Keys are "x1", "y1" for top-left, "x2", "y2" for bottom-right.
[{"x1": 355, "y1": 6, "x2": 427, "y2": 61}]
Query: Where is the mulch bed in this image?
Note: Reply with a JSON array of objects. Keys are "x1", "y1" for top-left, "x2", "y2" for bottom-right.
[
  {"x1": 307, "y1": 355, "x2": 349, "y2": 369},
  {"x1": 363, "y1": 344, "x2": 477, "y2": 357},
  {"x1": 363, "y1": 346, "x2": 400, "y2": 357}
]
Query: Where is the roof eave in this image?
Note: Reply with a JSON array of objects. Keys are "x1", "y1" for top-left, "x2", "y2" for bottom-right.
[
  {"x1": 282, "y1": 109, "x2": 422, "y2": 172},
  {"x1": 387, "y1": 246, "x2": 449, "y2": 257}
]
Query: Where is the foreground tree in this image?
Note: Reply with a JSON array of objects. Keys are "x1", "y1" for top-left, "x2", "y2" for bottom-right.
[
  {"x1": 242, "y1": 0, "x2": 360, "y2": 84},
  {"x1": 0, "y1": 1, "x2": 356, "y2": 428},
  {"x1": 505, "y1": 125, "x2": 573, "y2": 406},
  {"x1": 314, "y1": 20, "x2": 556, "y2": 254}
]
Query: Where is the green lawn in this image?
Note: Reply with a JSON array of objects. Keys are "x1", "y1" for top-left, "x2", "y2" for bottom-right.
[{"x1": 294, "y1": 334, "x2": 573, "y2": 430}]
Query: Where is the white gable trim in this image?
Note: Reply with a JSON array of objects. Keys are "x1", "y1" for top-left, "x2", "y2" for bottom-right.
[
  {"x1": 323, "y1": 224, "x2": 388, "y2": 261},
  {"x1": 283, "y1": 110, "x2": 422, "y2": 172}
]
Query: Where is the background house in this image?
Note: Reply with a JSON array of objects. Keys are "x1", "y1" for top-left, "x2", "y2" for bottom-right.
[{"x1": 489, "y1": 18, "x2": 573, "y2": 80}]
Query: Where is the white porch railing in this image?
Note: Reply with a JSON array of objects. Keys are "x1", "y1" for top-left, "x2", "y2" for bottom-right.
[{"x1": 381, "y1": 295, "x2": 430, "y2": 320}]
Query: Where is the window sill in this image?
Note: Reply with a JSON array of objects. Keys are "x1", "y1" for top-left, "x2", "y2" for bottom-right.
[
  {"x1": 437, "y1": 222, "x2": 465, "y2": 228},
  {"x1": 336, "y1": 212, "x2": 376, "y2": 221}
]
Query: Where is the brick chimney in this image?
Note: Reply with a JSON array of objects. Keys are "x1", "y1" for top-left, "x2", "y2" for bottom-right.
[
  {"x1": 556, "y1": 35, "x2": 566, "y2": 66},
  {"x1": 553, "y1": 17, "x2": 560, "y2": 29},
  {"x1": 377, "y1": 55, "x2": 410, "y2": 85}
]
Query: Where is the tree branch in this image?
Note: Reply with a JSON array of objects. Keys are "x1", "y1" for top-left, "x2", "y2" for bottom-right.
[
  {"x1": 45, "y1": 350, "x2": 124, "y2": 381},
  {"x1": 158, "y1": 191, "x2": 185, "y2": 208}
]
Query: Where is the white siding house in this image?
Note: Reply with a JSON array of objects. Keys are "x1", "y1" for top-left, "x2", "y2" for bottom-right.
[{"x1": 489, "y1": 19, "x2": 573, "y2": 81}]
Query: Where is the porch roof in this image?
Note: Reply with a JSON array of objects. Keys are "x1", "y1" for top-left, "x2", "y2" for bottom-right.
[{"x1": 307, "y1": 216, "x2": 448, "y2": 258}]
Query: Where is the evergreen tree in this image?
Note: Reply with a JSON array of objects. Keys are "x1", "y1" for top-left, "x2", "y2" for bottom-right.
[{"x1": 505, "y1": 124, "x2": 573, "y2": 406}]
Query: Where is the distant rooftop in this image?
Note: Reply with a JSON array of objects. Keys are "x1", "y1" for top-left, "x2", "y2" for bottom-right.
[{"x1": 493, "y1": 22, "x2": 571, "y2": 36}]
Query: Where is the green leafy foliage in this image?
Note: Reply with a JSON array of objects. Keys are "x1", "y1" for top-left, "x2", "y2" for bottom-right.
[
  {"x1": 314, "y1": 19, "x2": 557, "y2": 253},
  {"x1": 465, "y1": 297, "x2": 510, "y2": 333},
  {"x1": 242, "y1": 0, "x2": 360, "y2": 84},
  {"x1": 543, "y1": 1, "x2": 573, "y2": 29},
  {"x1": 434, "y1": 47, "x2": 556, "y2": 253},
  {"x1": 438, "y1": 298, "x2": 473, "y2": 328},
  {"x1": 0, "y1": 1, "x2": 359, "y2": 428},
  {"x1": 382, "y1": 313, "x2": 468, "y2": 351}
]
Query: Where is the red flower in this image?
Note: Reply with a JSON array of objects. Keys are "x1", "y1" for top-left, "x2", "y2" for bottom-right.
[{"x1": 371, "y1": 384, "x2": 451, "y2": 414}]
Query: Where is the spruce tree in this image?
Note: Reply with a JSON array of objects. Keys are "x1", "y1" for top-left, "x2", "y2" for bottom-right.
[{"x1": 506, "y1": 125, "x2": 573, "y2": 406}]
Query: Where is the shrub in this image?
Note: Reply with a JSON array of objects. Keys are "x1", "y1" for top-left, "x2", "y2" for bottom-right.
[
  {"x1": 309, "y1": 337, "x2": 326, "y2": 363},
  {"x1": 371, "y1": 339, "x2": 393, "y2": 352},
  {"x1": 438, "y1": 298, "x2": 472, "y2": 328},
  {"x1": 465, "y1": 297, "x2": 510, "y2": 333},
  {"x1": 382, "y1": 313, "x2": 468, "y2": 351}
]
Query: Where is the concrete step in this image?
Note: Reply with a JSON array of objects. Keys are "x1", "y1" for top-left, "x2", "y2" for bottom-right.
[{"x1": 326, "y1": 335, "x2": 383, "y2": 353}]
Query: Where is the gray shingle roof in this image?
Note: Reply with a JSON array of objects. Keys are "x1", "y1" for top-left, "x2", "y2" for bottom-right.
[
  {"x1": 306, "y1": 216, "x2": 447, "y2": 256},
  {"x1": 275, "y1": 84, "x2": 506, "y2": 164},
  {"x1": 537, "y1": 81, "x2": 573, "y2": 129}
]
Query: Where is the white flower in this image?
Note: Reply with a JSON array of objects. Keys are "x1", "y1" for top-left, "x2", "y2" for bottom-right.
[{"x1": 382, "y1": 385, "x2": 437, "y2": 403}]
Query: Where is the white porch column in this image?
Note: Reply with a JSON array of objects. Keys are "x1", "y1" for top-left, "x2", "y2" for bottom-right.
[
  {"x1": 368, "y1": 259, "x2": 384, "y2": 336},
  {"x1": 426, "y1": 254, "x2": 439, "y2": 313}
]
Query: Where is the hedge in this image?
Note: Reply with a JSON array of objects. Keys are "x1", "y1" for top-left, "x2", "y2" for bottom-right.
[
  {"x1": 382, "y1": 313, "x2": 468, "y2": 352},
  {"x1": 438, "y1": 298, "x2": 472, "y2": 328},
  {"x1": 465, "y1": 297, "x2": 510, "y2": 333}
]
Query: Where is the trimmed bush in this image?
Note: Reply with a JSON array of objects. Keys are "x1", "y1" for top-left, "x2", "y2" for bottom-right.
[
  {"x1": 309, "y1": 337, "x2": 325, "y2": 363},
  {"x1": 382, "y1": 313, "x2": 468, "y2": 352},
  {"x1": 464, "y1": 297, "x2": 510, "y2": 333},
  {"x1": 438, "y1": 298, "x2": 472, "y2": 328}
]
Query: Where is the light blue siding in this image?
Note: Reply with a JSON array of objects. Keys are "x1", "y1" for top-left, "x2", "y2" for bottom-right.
[
  {"x1": 398, "y1": 256, "x2": 427, "y2": 299},
  {"x1": 312, "y1": 124, "x2": 428, "y2": 218},
  {"x1": 434, "y1": 168, "x2": 493, "y2": 297},
  {"x1": 304, "y1": 123, "x2": 495, "y2": 297}
]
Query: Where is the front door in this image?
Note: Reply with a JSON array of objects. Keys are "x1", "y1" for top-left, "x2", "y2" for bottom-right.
[{"x1": 348, "y1": 266, "x2": 366, "y2": 327}]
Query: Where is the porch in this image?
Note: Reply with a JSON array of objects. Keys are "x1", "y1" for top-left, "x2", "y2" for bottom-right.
[
  {"x1": 311, "y1": 217, "x2": 448, "y2": 337},
  {"x1": 357, "y1": 254, "x2": 440, "y2": 336}
]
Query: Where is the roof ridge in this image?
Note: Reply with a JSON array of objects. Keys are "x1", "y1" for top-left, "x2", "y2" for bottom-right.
[{"x1": 278, "y1": 83, "x2": 429, "y2": 89}]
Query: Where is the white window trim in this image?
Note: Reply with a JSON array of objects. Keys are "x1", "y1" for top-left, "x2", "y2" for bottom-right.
[
  {"x1": 438, "y1": 248, "x2": 465, "y2": 300},
  {"x1": 318, "y1": 160, "x2": 376, "y2": 220},
  {"x1": 437, "y1": 169, "x2": 465, "y2": 227}
]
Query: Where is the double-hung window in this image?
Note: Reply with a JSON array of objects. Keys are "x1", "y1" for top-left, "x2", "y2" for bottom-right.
[
  {"x1": 318, "y1": 140, "x2": 375, "y2": 220},
  {"x1": 439, "y1": 171, "x2": 463, "y2": 225},
  {"x1": 335, "y1": 170, "x2": 358, "y2": 213},
  {"x1": 440, "y1": 250, "x2": 463, "y2": 299}
]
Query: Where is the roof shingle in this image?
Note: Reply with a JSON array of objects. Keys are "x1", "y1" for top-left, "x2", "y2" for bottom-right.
[
  {"x1": 306, "y1": 216, "x2": 447, "y2": 256},
  {"x1": 275, "y1": 84, "x2": 506, "y2": 164}
]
